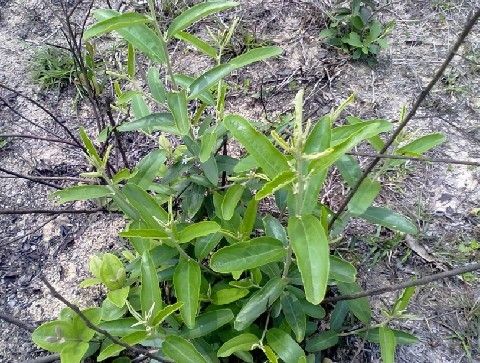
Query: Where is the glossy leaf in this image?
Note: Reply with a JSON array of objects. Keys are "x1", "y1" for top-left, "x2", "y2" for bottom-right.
[
  {"x1": 392, "y1": 287, "x2": 415, "y2": 314},
  {"x1": 60, "y1": 342, "x2": 89, "y2": 363},
  {"x1": 167, "y1": 90, "x2": 190, "y2": 135},
  {"x1": 130, "y1": 149, "x2": 166, "y2": 189},
  {"x1": 240, "y1": 198, "x2": 258, "y2": 239},
  {"x1": 151, "y1": 302, "x2": 183, "y2": 326},
  {"x1": 210, "y1": 237, "x2": 285, "y2": 273},
  {"x1": 98, "y1": 331, "x2": 147, "y2": 361},
  {"x1": 266, "y1": 328, "x2": 306, "y2": 363},
  {"x1": 189, "y1": 64, "x2": 234, "y2": 99},
  {"x1": 263, "y1": 215, "x2": 288, "y2": 245},
  {"x1": 194, "y1": 232, "x2": 223, "y2": 260},
  {"x1": 212, "y1": 285, "x2": 249, "y2": 305},
  {"x1": 84, "y1": 12, "x2": 148, "y2": 40},
  {"x1": 329, "y1": 256, "x2": 357, "y2": 283},
  {"x1": 178, "y1": 221, "x2": 221, "y2": 244},
  {"x1": 337, "y1": 282, "x2": 371, "y2": 324},
  {"x1": 229, "y1": 46, "x2": 283, "y2": 68},
  {"x1": 217, "y1": 333, "x2": 259, "y2": 358},
  {"x1": 174, "y1": 259, "x2": 201, "y2": 328},
  {"x1": 255, "y1": 170, "x2": 295, "y2": 201},
  {"x1": 199, "y1": 132, "x2": 217, "y2": 163},
  {"x1": 359, "y1": 206, "x2": 418, "y2": 234},
  {"x1": 305, "y1": 331, "x2": 339, "y2": 352},
  {"x1": 347, "y1": 178, "x2": 381, "y2": 216},
  {"x1": 163, "y1": 335, "x2": 208, "y2": 363},
  {"x1": 167, "y1": 1, "x2": 239, "y2": 37},
  {"x1": 221, "y1": 184, "x2": 245, "y2": 220},
  {"x1": 182, "y1": 309, "x2": 234, "y2": 339},
  {"x1": 379, "y1": 326, "x2": 396, "y2": 363},
  {"x1": 234, "y1": 278, "x2": 286, "y2": 330},
  {"x1": 52, "y1": 185, "x2": 112, "y2": 203},
  {"x1": 123, "y1": 184, "x2": 168, "y2": 227},
  {"x1": 117, "y1": 113, "x2": 178, "y2": 134},
  {"x1": 107, "y1": 286, "x2": 129, "y2": 308},
  {"x1": 225, "y1": 115, "x2": 290, "y2": 179},
  {"x1": 281, "y1": 293, "x2": 306, "y2": 342},
  {"x1": 175, "y1": 31, "x2": 217, "y2": 58},
  {"x1": 360, "y1": 328, "x2": 418, "y2": 345},
  {"x1": 147, "y1": 67, "x2": 166, "y2": 104},
  {"x1": 397, "y1": 132, "x2": 446, "y2": 155},
  {"x1": 141, "y1": 250, "x2": 162, "y2": 319},
  {"x1": 100, "y1": 253, "x2": 126, "y2": 290},
  {"x1": 120, "y1": 228, "x2": 168, "y2": 239},
  {"x1": 288, "y1": 215, "x2": 330, "y2": 304},
  {"x1": 304, "y1": 115, "x2": 331, "y2": 154}
]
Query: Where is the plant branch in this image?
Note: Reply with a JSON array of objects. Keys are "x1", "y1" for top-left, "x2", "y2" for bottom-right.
[
  {"x1": 0, "y1": 167, "x2": 63, "y2": 189},
  {"x1": 347, "y1": 152, "x2": 480, "y2": 167},
  {"x1": 0, "y1": 134, "x2": 79, "y2": 148},
  {"x1": 23, "y1": 355, "x2": 61, "y2": 363},
  {"x1": 0, "y1": 311, "x2": 36, "y2": 332},
  {"x1": 323, "y1": 262, "x2": 480, "y2": 303},
  {"x1": 40, "y1": 275, "x2": 170, "y2": 363},
  {"x1": 0, "y1": 207, "x2": 106, "y2": 215},
  {"x1": 329, "y1": 9, "x2": 480, "y2": 228}
]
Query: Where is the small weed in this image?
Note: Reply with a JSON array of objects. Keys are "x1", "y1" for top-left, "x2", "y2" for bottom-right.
[
  {"x1": 30, "y1": 46, "x2": 76, "y2": 89},
  {"x1": 320, "y1": 0, "x2": 394, "y2": 61}
]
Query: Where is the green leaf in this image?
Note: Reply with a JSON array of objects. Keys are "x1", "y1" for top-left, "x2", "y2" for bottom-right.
[
  {"x1": 175, "y1": 31, "x2": 217, "y2": 58},
  {"x1": 228, "y1": 46, "x2": 283, "y2": 68},
  {"x1": 255, "y1": 170, "x2": 295, "y2": 201},
  {"x1": 335, "y1": 155, "x2": 362, "y2": 186},
  {"x1": 263, "y1": 215, "x2": 288, "y2": 246},
  {"x1": 240, "y1": 198, "x2": 259, "y2": 239},
  {"x1": 131, "y1": 94, "x2": 150, "y2": 119},
  {"x1": 123, "y1": 184, "x2": 169, "y2": 227},
  {"x1": 174, "y1": 73, "x2": 215, "y2": 106},
  {"x1": 210, "y1": 237, "x2": 285, "y2": 273},
  {"x1": 329, "y1": 256, "x2": 357, "y2": 283},
  {"x1": 288, "y1": 215, "x2": 330, "y2": 305},
  {"x1": 234, "y1": 278, "x2": 286, "y2": 330},
  {"x1": 360, "y1": 328, "x2": 418, "y2": 345},
  {"x1": 189, "y1": 64, "x2": 234, "y2": 99},
  {"x1": 60, "y1": 342, "x2": 89, "y2": 363},
  {"x1": 266, "y1": 328, "x2": 306, "y2": 363},
  {"x1": 299, "y1": 300, "x2": 326, "y2": 319},
  {"x1": 98, "y1": 331, "x2": 148, "y2": 361},
  {"x1": 337, "y1": 282, "x2": 371, "y2": 324},
  {"x1": 359, "y1": 207, "x2": 418, "y2": 234},
  {"x1": 392, "y1": 287, "x2": 415, "y2": 314},
  {"x1": 211, "y1": 285, "x2": 250, "y2": 305},
  {"x1": 221, "y1": 184, "x2": 245, "y2": 220},
  {"x1": 118, "y1": 113, "x2": 178, "y2": 134},
  {"x1": 174, "y1": 258, "x2": 201, "y2": 328},
  {"x1": 167, "y1": 90, "x2": 190, "y2": 135},
  {"x1": 178, "y1": 221, "x2": 221, "y2": 244},
  {"x1": 79, "y1": 127, "x2": 101, "y2": 164},
  {"x1": 94, "y1": 9, "x2": 167, "y2": 64},
  {"x1": 52, "y1": 185, "x2": 112, "y2": 203},
  {"x1": 195, "y1": 233, "x2": 223, "y2": 260},
  {"x1": 32, "y1": 320, "x2": 74, "y2": 352},
  {"x1": 347, "y1": 178, "x2": 381, "y2": 216},
  {"x1": 147, "y1": 67, "x2": 166, "y2": 104},
  {"x1": 343, "y1": 32, "x2": 363, "y2": 47},
  {"x1": 151, "y1": 301, "x2": 183, "y2": 326},
  {"x1": 263, "y1": 345, "x2": 278, "y2": 363},
  {"x1": 98, "y1": 318, "x2": 144, "y2": 336},
  {"x1": 163, "y1": 335, "x2": 209, "y2": 363},
  {"x1": 304, "y1": 115, "x2": 331, "y2": 154},
  {"x1": 182, "y1": 309, "x2": 234, "y2": 339},
  {"x1": 130, "y1": 149, "x2": 166, "y2": 189},
  {"x1": 141, "y1": 250, "x2": 162, "y2": 319},
  {"x1": 127, "y1": 43, "x2": 136, "y2": 78},
  {"x1": 217, "y1": 333, "x2": 259, "y2": 358},
  {"x1": 305, "y1": 331, "x2": 339, "y2": 352},
  {"x1": 84, "y1": 12, "x2": 148, "y2": 40},
  {"x1": 281, "y1": 293, "x2": 307, "y2": 342},
  {"x1": 107, "y1": 286, "x2": 130, "y2": 308},
  {"x1": 167, "y1": 1, "x2": 239, "y2": 38},
  {"x1": 120, "y1": 228, "x2": 168, "y2": 239},
  {"x1": 199, "y1": 132, "x2": 217, "y2": 163},
  {"x1": 379, "y1": 326, "x2": 396, "y2": 363},
  {"x1": 100, "y1": 253, "x2": 126, "y2": 290},
  {"x1": 225, "y1": 115, "x2": 290, "y2": 179},
  {"x1": 396, "y1": 132, "x2": 446, "y2": 155}
]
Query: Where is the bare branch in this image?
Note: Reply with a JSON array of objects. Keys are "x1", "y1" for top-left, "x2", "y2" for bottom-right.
[
  {"x1": 0, "y1": 207, "x2": 106, "y2": 215},
  {"x1": 23, "y1": 355, "x2": 61, "y2": 363},
  {"x1": 40, "y1": 276, "x2": 170, "y2": 363},
  {"x1": 0, "y1": 311, "x2": 36, "y2": 332},
  {"x1": 0, "y1": 167, "x2": 63, "y2": 189},
  {"x1": 347, "y1": 152, "x2": 480, "y2": 167},
  {"x1": 329, "y1": 9, "x2": 480, "y2": 228},
  {"x1": 0, "y1": 134, "x2": 79, "y2": 148},
  {"x1": 323, "y1": 262, "x2": 480, "y2": 303}
]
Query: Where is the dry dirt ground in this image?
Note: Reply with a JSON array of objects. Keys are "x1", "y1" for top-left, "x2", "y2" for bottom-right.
[{"x1": 1, "y1": 0, "x2": 479, "y2": 362}]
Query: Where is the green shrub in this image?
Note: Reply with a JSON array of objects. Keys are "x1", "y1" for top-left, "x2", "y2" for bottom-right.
[
  {"x1": 30, "y1": 46, "x2": 76, "y2": 89},
  {"x1": 320, "y1": 0, "x2": 394, "y2": 60},
  {"x1": 31, "y1": 2, "x2": 445, "y2": 362}
]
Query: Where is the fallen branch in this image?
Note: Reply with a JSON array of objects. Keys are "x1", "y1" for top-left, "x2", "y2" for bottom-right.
[
  {"x1": 329, "y1": 9, "x2": 480, "y2": 228},
  {"x1": 40, "y1": 276, "x2": 169, "y2": 363},
  {"x1": 0, "y1": 207, "x2": 105, "y2": 215},
  {"x1": 0, "y1": 167, "x2": 62, "y2": 189},
  {"x1": 347, "y1": 152, "x2": 480, "y2": 167},
  {"x1": 22, "y1": 354, "x2": 60, "y2": 363},
  {"x1": 0, "y1": 311, "x2": 36, "y2": 332},
  {"x1": 0, "y1": 134, "x2": 79, "y2": 148},
  {"x1": 324, "y1": 262, "x2": 480, "y2": 303}
]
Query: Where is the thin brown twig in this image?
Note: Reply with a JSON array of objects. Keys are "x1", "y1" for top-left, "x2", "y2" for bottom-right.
[
  {"x1": 0, "y1": 311, "x2": 36, "y2": 332},
  {"x1": 0, "y1": 175, "x2": 91, "y2": 183},
  {"x1": 323, "y1": 262, "x2": 480, "y2": 303},
  {"x1": 0, "y1": 167, "x2": 62, "y2": 189},
  {"x1": 329, "y1": 9, "x2": 480, "y2": 228},
  {"x1": 347, "y1": 152, "x2": 480, "y2": 167},
  {"x1": 0, "y1": 207, "x2": 106, "y2": 215},
  {"x1": 40, "y1": 276, "x2": 170, "y2": 363},
  {"x1": 0, "y1": 134, "x2": 79, "y2": 147}
]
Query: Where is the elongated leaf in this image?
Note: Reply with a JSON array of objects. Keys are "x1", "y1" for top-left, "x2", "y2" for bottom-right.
[
  {"x1": 178, "y1": 221, "x2": 221, "y2": 244},
  {"x1": 199, "y1": 132, "x2": 217, "y2": 163},
  {"x1": 174, "y1": 73, "x2": 215, "y2": 105},
  {"x1": 98, "y1": 318, "x2": 144, "y2": 336},
  {"x1": 94, "y1": 10, "x2": 166, "y2": 64},
  {"x1": 189, "y1": 63, "x2": 234, "y2": 99},
  {"x1": 305, "y1": 331, "x2": 339, "y2": 352},
  {"x1": 263, "y1": 215, "x2": 288, "y2": 245},
  {"x1": 84, "y1": 12, "x2": 148, "y2": 40},
  {"x1": 359, "y1": 206, "x2": 417, "y2": 234},
  {"x1": 60, "y1": 342, "x2": 89, "y2": 363},
  {"x1": 163, "y1": 335, "x2": 208, "y2": 363},
  {"x1": 379, "y1": 326, "x2": 396, "y2": 363},
  {"x1": 118, "y1": 113, "x2": 178, "y2": 134},
  {"x1": 131, "y1": 94, "x2": 150, "y2": 119},
  {"x1": 335, "y1": 155, "x2": 362, "y2": 186},
  {"x1": 281, "y1": 293, "x2": 306, "y2": 342},
  {"x1": 240, "y1": 198, "x2": 258, "y2": 239},
  {"x1": 123, "y1": 184, "x2": 168, "y2": 227},
  {"x1": 107, "y1": 286, "x2": 129, "y2": 308},
  {"x1": 225, "y1": 115, "x2": 290, "y2": 179},
  {"x1": 337, "y1": 282, "x2": 371, "y2": 324},
  {"x1": 212, "y1": 285, "x2": 249, "y2": 305},
  {"x1": 229, "y1": 46, "x2": 283, "y2": 68},
  {"x1": 392, "y1": 287, "x2": 415, "y2": 314},
  {"x1": 217, "y1": 333, "x2": 259, "y2": 358},
  {"x1": 52, "y1": 185, "x2": 113, "y2": 203},
  {"x1": 266, "y1": 328, "x2": 306, "y2": 363},
  {"x1": 397, "y1": 133, "x2": 446, "y2": 155},
  {"x1": 141, "y1": 250, "x2": 162, "y2": 319},
  {"x1": 130, "y1": 149, "x2": 166, "y2": 188},
  {"x1": 288, "y1": 215, "x2": 329, "y2": 304},
  {"x1": 256, "y1": 170, "x2": 295, "y2": 200},
  {"x1": 98, "y1": 331, "x2": 147, "y2": 361},
  {"x1": 120, "y1": 228, "x2": 168, "y2": 239},
  {"x1": 210, "y1": 237, "x2": 285, "y2": 273},
  {"x1": 221, "y1": 184, "x2": 245, "y2": 220},
  {"x1": 79, "y1": 127, "x2": 101, "y2": 164},
  {"x1": 147, "y1": 67, "x2": 166, "y2": 104},
  {"x1": 347, "y1": 178, "x2": 381, "y2": 216},
  {"x1": 182, "y1": 309, "x2": 234, "y2": 339},
  {"x1": 167, "y1": 1, "x2": 239, "y2": 37},
  {"x1": 175, "y1": 31, "x2": 217, "y2": 58},
  {"x1": 174, "y1": 259, "x2": 201, "y2": 328},
  {"x1": 304, "y1": 115, "x2": 331, "y2": 154},
  {"x1": 329, "y1": 256, "x2": 357, "y2": 283},
  {"x1": 151, "y1": 301, "x2": 183, "y2": 326},
  {"x1": 167, "y1": 90, "x2": 190, "y2": 135},
  {"x1": 234, "y1": 278, "x2": 286, "y2": 330},
  {"x1": 194, "y1": 232, "x2": 223, "y2": 260},
  {"x1": 360, "y1": 328, "x2": 418, "y2": 345}
]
